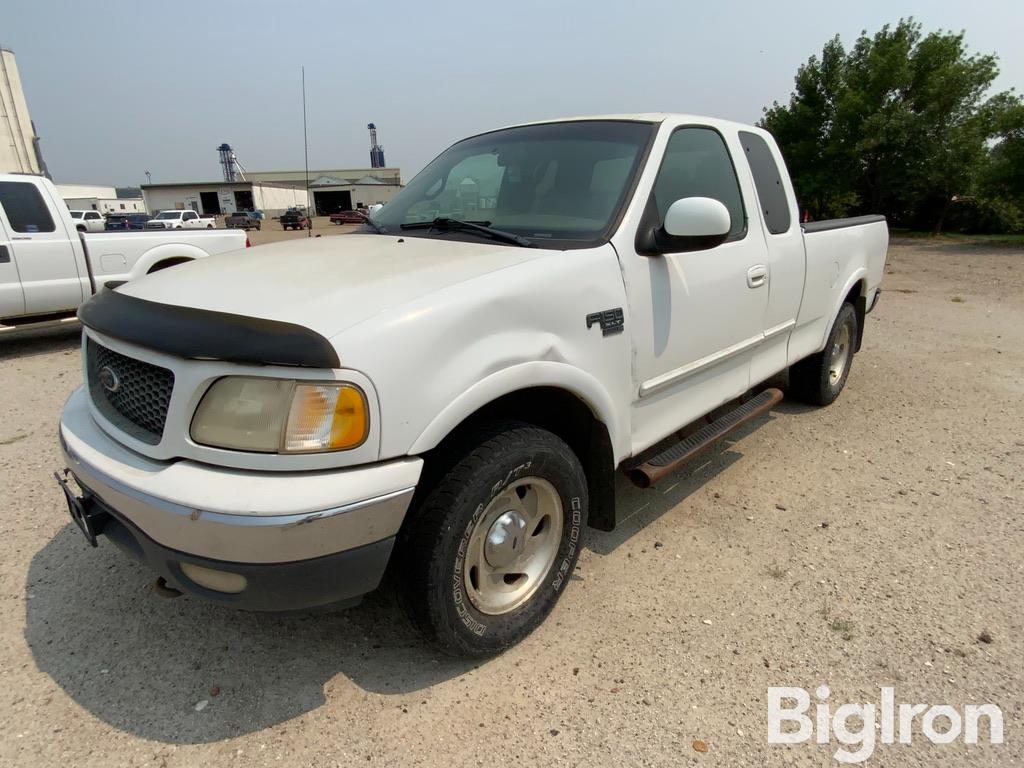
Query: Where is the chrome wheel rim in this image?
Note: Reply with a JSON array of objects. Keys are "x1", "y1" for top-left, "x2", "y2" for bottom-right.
[
  {"x1": 463, "y1": 477, "x2": 563, "y2": 615},
  {"x1": 828, "y1": 322, "x2": 852, "y2": 386}
]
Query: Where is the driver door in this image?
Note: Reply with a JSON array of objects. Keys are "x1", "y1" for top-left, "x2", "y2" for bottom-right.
[{"x1": 0, "y1": 214, "x2": 26, "y2": 319}]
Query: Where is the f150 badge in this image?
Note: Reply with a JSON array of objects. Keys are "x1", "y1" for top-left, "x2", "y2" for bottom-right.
[{"x1": 586, "y1": 308, "x2": 624, "y2": 336}]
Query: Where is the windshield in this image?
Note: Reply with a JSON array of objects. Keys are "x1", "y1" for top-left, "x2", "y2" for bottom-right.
[
  {"x1": 371, "y1": 120, "x2": 654, "y2": 247},
  {"x1": 69, "y1": 211, "x2": 83, "y2": 218},
  {"x1": 155, "y1": 211, "x2": 180, "y2": 219}
]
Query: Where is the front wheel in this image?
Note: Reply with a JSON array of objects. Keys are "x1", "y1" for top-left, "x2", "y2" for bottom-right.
[
  {"x1": 789, "y1": 302, "x2": 858, "y2": 406},
  {"x1": 396, "y1": 422, "x2": 588, "y2": 657}
]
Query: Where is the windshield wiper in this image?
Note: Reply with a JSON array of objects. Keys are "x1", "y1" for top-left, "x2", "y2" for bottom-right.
[{"x1": 400, "y1": 217, "x2": 535, "y2": 248}]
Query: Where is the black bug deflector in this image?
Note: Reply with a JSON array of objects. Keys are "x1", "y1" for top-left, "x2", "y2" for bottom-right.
[{"x1": 78, "y1": 290, "x2": 341, "y2": 369}]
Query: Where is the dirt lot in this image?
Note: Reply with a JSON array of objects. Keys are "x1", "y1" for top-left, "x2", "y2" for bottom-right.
[{"x1": 0, "y1": 239, "x2": 1021, "y2": 766}]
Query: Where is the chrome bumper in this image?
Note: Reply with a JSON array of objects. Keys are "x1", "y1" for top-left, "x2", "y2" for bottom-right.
[{"x1": 59, "y1": 387, "x2": 421, "y2": 565}]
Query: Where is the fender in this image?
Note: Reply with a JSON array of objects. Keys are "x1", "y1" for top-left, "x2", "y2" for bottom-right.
[
  {"x1": 408, "y1": 361, "x2": 628, "y2": 462},
  {"x1": 820, "y1": 267, "x2": 868, "y2": 350},
  {"x1": 128, "y1": 242, "x2": 210, "y2": 280}
]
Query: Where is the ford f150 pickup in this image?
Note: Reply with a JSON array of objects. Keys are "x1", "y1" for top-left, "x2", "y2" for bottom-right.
[
  {"x1": 56, "y1": 114, "x2": 887, "y2": 657},
  {"x1": 0, "y1": 175, "x2": 249, "y2": 333}
]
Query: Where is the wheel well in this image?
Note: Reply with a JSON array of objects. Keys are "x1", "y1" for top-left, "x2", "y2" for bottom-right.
[
  {"x1": 418, "y1": 387, "x2": 617, "y2": 532},
  {"x1": 844, "y1": 280, "x2": 866, "y2": 352},
  {"x1": 147, "y1": 257, "x2": 192, "y2": 273}
]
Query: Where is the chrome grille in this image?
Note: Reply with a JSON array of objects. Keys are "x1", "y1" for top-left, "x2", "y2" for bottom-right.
[{"x1": 86, "y1": 339, "x2": 174, "y2": 445}]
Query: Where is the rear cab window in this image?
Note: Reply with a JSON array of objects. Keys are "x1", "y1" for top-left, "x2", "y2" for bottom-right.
[
  {"x1": 738, "y1": 131, "x2": 791, "y2": 235},
  {"x1": 0, "y1": 181, "x2": 57, "y2": 233}
]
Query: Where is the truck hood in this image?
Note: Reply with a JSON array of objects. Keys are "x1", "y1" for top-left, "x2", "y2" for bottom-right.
[{"x1": 117, "y1": 233, "x2": 549, "y2": 342}]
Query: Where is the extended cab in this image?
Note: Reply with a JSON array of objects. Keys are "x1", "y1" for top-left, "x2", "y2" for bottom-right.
[
  {"x1": 56, "y1": 115, "x2": 887, "y2": 657},
  {"x1": 145, "y1": 209, "x2": 217, "y2": 230},
  {"x1": 0, "y1": 175, "x2": 248, "y2": 333}
]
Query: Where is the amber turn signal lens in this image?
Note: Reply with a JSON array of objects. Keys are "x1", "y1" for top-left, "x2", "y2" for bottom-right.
[{"x1": 284, "y1": 384, "x2": 368, "y2": 452}]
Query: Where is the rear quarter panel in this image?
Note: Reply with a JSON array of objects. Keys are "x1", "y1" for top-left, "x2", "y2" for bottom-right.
[{"x1": 789, "y1": 220, "x2": 888, "y2": 363}]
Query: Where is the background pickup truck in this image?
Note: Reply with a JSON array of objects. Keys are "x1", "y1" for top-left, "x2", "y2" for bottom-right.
[
  {"x1": 0, "y1": 175, "x2": 248, "y2": 333},
  {"x1": 57, "y1": 113, "x2": 886, "y2": 658},
  {"x1": 225, "y1": 211, "x2": 261, "y2": 231},
  {"x1": 279, "y1": 209, "x2": 311, "y2": 230},
  {"x1": 68, "y1": 210, "x2": 106, "y2": 233},
  {"x1": 145, "y1": 210, "x2": 217, "y2": 230}
]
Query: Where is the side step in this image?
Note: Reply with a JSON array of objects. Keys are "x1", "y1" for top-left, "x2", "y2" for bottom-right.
[{"x1": 629, "y1": 388, "x2": 783, "y2": 488}]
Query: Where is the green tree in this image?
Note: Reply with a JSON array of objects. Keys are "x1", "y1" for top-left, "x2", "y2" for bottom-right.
[{"x1": 761, "y1": 19, "x2": 1020, "y2": 231}]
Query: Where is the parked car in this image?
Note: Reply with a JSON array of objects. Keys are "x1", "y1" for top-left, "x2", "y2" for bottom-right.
[
  {"x1": 0, "y1": 175, "x2": 248, "y2": 334},
  {"x1": 280, "y1": 209, "x2": 311, "y2": 230},
  {"x1": 56, "y1": 114, "x2": 887, "y2": 657},
  {"x1": 329, "y1": 209, "x2": 368, "y2": 224},
  {"x1": 105, "y1": 213, "x2": 152, "y2": 231},
  {"x1": 68, "y1": 210, "x2": 105, "y2": 233},
  {"x1": 225, "y1": 211, "x2": 261, "y2": 231},
  {"x1": 145, "y1": 210, "x2": 217, "y2": 230}
]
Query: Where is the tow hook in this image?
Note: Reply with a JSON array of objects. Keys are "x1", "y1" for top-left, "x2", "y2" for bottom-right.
[{"x1": 152, "y1": 577, "x2": 182, "y2": 599}]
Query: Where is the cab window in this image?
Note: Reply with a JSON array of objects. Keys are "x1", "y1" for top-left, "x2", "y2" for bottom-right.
[
  {"x1": 650, "y1": 127, "x2": 746, "y2": 240},
  {"x1": 0, "y1": 181, "x2": 57, "y2": 233}
]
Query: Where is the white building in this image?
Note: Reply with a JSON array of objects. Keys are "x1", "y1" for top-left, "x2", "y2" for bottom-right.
[
  {"x1": 1, "y1": 48, "x2": 46, "y2": 175},
  {"x1": 142, "y1": 168, "x2": 403, "y2": 217},
  {"x1": 141, "y1": 181, "x2": 312, "y2": 217},
  {"x1": 55, "y1": 183, "x2": 145, "y2": 214}
]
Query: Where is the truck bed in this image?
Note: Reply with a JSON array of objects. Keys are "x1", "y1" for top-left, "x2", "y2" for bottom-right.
[{"x1": 790, "y1": 215, "x2": 889, "y2": 363}]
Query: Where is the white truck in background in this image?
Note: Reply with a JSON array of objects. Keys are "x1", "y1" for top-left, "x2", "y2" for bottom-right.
[
  {"x1": 145, "y1": 210, "x2": 217, "y2": 230},
  {"x1": 0, "y1": 175, "x2": 249, "y2": 333},
  {"x1": 68, "y1": 210, "x2": 106, "y2": 233},
  {"x1": 56, "y1": 114, "x2": 887, "y2": 657}
]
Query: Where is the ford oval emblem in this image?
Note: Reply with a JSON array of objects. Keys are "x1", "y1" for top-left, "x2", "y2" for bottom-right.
[{"x1": 98, "y1": 365, "x2": 121, "y2": 393}]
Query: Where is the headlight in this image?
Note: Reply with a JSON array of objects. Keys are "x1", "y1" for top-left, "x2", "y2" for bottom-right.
[{"x1": 191, "y1": 377, "x2": 368, "y2": 453}]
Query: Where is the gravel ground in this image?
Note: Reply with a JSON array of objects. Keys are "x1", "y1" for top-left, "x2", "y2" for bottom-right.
[{"x1": 0, "y1": 239, "x2": 1021, "y2": 767}]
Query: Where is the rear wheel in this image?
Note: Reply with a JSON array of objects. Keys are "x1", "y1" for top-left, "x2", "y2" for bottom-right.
[
  {"x1": 789, "y1": 302, "x2": 858, "y2": 405},
  {"x1": 396, "y1": 422, "x2": 588, "y2": 657}
]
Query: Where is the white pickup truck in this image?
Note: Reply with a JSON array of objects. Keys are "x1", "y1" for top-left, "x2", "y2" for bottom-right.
[
  {"x1": 0, "y1": 175, "x2": 248, "y2": 333},
  {"x1": 68, "y1": 210, "x2": 106, "y2": 233},
  {"x1": 56, "y1": 114, "x2": 887, "y2": 657},
  {"x1": 145, "y1": 209, "x2": 218, "y2": 230}
]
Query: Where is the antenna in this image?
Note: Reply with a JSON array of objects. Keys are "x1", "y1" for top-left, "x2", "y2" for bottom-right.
[{"x1": 302, "y1": 66, "x2": 311, "y2": 237}]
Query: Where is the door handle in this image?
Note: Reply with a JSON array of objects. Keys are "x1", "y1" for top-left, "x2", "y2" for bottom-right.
[
  {"x1": 0, "y1": 245, "x2": 9, "y2": 263},
  {"x1": 747, "y1": 264, "x2": 768, "y2": 288}
]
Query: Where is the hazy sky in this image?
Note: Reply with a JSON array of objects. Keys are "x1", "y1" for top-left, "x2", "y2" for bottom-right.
[{"x1": 3, "y1": 0, "x2": 1020, "y2": 186}]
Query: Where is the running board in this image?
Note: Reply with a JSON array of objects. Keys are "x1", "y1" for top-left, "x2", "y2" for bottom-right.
[{"x1": 629, "y1": 388, "x2": 783, "y2": 488}]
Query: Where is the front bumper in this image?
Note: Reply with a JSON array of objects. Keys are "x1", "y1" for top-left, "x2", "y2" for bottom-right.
[{"x1": 58, "y1": 387, "x2": 422, "y2": 610}]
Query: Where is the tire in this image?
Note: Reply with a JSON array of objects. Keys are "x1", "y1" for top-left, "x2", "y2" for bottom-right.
[
  {"x1": 396, "y1": 422, "x2": 588, "y2": 657},
  {"x1": 789, "y1": 302, "x2": 858, "y2": 406},
  {"x1": 207, "y1": 224, "x2": 214, "y2": 229},
  {"x1": 76, "y1": 225, "x2": 86, "y2": 233}
]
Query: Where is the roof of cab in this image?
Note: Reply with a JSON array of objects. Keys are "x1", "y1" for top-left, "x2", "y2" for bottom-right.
[{"x1": 494, "y1": 112, "x2": 763, "y2": 134}]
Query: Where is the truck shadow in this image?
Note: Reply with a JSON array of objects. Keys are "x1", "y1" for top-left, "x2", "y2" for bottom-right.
[
  {"x1": 0, "y1": 324, "x2": 81, "y2": 361},
  {"x1": 24, "y1": 414, "x2": 771, "y2": 744}
]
